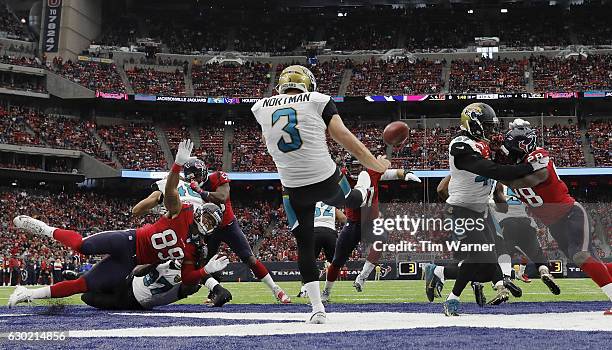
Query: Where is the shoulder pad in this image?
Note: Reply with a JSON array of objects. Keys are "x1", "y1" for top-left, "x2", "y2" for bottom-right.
[{"x1": 450, "y1": 140, "x2": 478, "y2": 157}]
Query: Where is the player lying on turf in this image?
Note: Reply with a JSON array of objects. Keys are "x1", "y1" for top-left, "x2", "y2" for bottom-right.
[
  {"x1": 132, "y1": 159, "x2": 234, "y2": 306},
  {"x1": 500, "y1": 123, "x2": 612, "y2": 315},
  {"x1": 322, "y1": 167, "x2": 421, "y2": 302},
  {"x1": 253, "y1": 65, "x2": 390, "y2": 323},
  {"x1": 80, "y1": 257, "x2": 230, "y2": 310},
  {"x1": 9, "y1": 140, "x2": 225, "y2": 307}
]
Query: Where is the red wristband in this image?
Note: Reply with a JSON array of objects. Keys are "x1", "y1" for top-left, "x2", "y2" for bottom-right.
[{"x1": 171, "y1": 163, "x2": 182, "y2": 174}]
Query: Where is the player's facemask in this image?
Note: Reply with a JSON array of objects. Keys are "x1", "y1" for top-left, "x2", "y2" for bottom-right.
[{"x1": 194, "y1": 203, "x2": 223, "y2": 235}]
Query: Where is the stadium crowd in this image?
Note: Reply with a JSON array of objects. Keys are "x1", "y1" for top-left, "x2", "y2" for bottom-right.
[
  {"x1": 49, "y1": 57, "x2": 126, "y2": 94},
  {"x1": 126, "y1": 66, "x2": 186, "y2": 95},
  {"x1": 192, "y1": 61, "x2": 270, "y2": 97}
]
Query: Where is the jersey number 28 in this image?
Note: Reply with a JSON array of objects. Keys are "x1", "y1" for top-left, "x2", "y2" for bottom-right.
[
  {"x1": 272, "y1": 108, "x2": 302, "y2": 153},
  {"x1": 151, "y1": 229, "x2": 184, "y2": 261}
]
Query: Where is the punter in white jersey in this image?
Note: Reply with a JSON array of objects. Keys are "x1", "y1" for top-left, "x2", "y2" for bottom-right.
[
  {"x1": 81, "y1": 256, "x2": 229, "y2": 310},
  {"x1": 252, "y1": 65, "x2": 390, "y2": 324}
]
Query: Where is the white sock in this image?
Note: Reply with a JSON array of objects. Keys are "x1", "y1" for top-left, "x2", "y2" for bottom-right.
[
  {"x1": 324, "y1": 280, "x2": 334, "y2": 293},
  {"x1": 538, "y1": 265, "x2": 550, "y2": 275},
  {"x1": 519, "y1": 264, "x2": 527, "y2": 276},
  {"x1": 359, "y1": 261, "x2": 375, "y2": 279},
  {"x1": 355, "y1": 171, "x2": 372, "y2": 207},
  {"x1": 260, "y1": 274, "x2": 277, "y2": 291},
  {"x1": 304, "y1": 281, "x2": 325, "y2": 313},
  {"x1": 204, "y1": 278, "x2": 219, "y2": 291},
  {"x1": 434, "y1": 266, "x2": 445, "y2": 283},
  {"x1": 498, "y1": 254, "x2": 512, "y2": 277},
  {"x1": 446, "y1": 292, "x2": 459, "y2": 301},
  {"x1": 601, "y1": 283, "x2": 612, "y2": 301},
  {"x1": 31, "y1": 286, "x2": 51, "y2": 300}
]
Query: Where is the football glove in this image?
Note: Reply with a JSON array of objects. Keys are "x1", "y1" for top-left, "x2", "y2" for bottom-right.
[
  {"x1": 204, "y1": 254, "x2": 229, "y2": 274},
  {"x1": 175, "y1": 139, "x2": 194, "y2": 166}
]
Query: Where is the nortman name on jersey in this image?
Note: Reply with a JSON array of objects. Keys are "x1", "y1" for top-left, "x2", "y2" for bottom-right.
[{"x1": 262, "y1": 93, "x2": 311, "y2": 107}]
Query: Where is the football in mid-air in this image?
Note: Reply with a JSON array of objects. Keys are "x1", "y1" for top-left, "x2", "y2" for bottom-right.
[{"x1": 382, "y1": 121, "x2": 409, "y2": 146}]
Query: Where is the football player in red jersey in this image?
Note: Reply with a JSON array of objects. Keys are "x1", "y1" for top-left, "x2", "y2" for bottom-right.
[
  {"x1": 185, "y1": 160, "x2": 291, "y2": 304},
  {"x1": 321, "y1": 165, "x2": 421, "y2": 301},
  {"x1": 501, "y1": 125, "x2": 612, "y2": 315},
  {"x1": 8, "y1": 140, "x2": 229, "y2": 307}
]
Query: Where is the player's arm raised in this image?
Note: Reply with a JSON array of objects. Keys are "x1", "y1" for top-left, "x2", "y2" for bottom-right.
[
  {"x1": 132, "y1": 191, "x2": 162, "y2": 216},
  {"x1": 328, "y1": 115, "x2": 389, "y2": 173},
  {"x1": 165, "y1": 139, "x2": 194, "y2": 218},
  {"x1": 493, "y1": 182, "x2": 509, "y2": 213},
  {"x1": 196, "y1": 182, "x2": 229, "y2": 204}
]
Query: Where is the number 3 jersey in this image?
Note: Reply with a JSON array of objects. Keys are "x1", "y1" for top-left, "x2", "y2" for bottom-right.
[
  {"x1": 252, "y1": 91, "x2": 338, "y2": 188},
  {"x1": 132, "y1": 260, "x2": 183, "y2": 309},
  {"x1": 514, "y1": 148, "x2": 575, "y2": 225},
  {"x1": 135, "y1": 204, "x2": 197, "y2": 265},
  {"x1": 447, "y1": 135, "x2": 494, "y2": 213}
]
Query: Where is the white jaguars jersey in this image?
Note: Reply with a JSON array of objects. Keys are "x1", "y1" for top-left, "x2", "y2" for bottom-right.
[
  {"x1": 489, "y1": 183, "x2": 537, "y2": 228},
  {"x1": 447, "y1": 135, "x2": 494, "y2": 213},
  {"x1": 132, "y1": 261, "x2": 182, "y2": 309},
  {"x1": 314, "y1": 202, "x2": 336, "y2": 230},
  {"x1": 252, "y1": 91, "x2": 337, "y2": 187},
  {"x1": 155, "y1": 178, "x2": 203, "y2": 209}
]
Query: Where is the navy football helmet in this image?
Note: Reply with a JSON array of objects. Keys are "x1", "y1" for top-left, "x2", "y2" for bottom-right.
[
  {"x1": 501, "y1": 126, "x2": 538, "y2": 163},
  {"x1": 183, "y1": 158, "x2": 208, "y2": 186}
]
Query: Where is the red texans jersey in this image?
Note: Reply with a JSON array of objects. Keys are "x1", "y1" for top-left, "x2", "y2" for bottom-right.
[
  {"x1": 514, "y1": 148, "x2": 575, "y2": 225},
  {"x1": 345, "y1": 169, "x2": 383, "y2": 222},
  {"x1": 135, "y1": 204, "x2": 197, "y2": 265},
  {"x1": 203, "y1": 171, "x2": 235, "y2": 227}
]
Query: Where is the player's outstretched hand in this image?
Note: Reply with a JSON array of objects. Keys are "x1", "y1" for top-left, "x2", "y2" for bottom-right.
[
  {"x1": 373, "y1": 155, "x2": 391, "y2": 173},
  {"x1": 204, "y1": 254, "x2": 229, "y2": 274},
  {"x1": 404, "y1": 171, "x2": 422, "y2": 183},
  {"x1": 175, "y1": 139, "x2": 194, "y2": 165}
]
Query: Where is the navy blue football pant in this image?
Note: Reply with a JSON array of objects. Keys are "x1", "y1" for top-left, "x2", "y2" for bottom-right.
[
  {"x1": 283, "y1": 168, "x2": 364, "y2": 283},
  {"x1": 80, "y1": 230, "x2": 137, "y2": 292},
  {"x1": 206, "y1": 218, "x2": 254, "y2": 262}
]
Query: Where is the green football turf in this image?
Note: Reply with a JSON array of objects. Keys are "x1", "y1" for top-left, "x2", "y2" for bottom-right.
[{"x1": 0, "y1": 278, "x2": 607, "y2": 307}]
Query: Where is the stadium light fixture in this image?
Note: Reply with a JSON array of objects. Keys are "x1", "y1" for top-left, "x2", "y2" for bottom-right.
[
  {"x1": 467, "y1": 9, "x2": 474, "y2": 14},
  {"x1": 501, "y1": 9, "x2": 508, "y2": 13},
  {"x1": 20, "y1": 18, "x2": 26, "y2": 24}
]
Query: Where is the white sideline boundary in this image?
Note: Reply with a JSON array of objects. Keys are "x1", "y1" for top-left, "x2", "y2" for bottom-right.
[{"x1": 65, "y1": 311, "x2": 611, "y2": 338}]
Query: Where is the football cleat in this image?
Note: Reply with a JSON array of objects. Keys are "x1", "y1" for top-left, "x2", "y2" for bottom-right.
[
  {"x1": 13, "y1": 215, "x2": 54, "y2": 237},
  {"x1": 8, "y1": 286, "x2": 33, "y2": 307},
  {"x1": 354, "y1": 171, "x2": 373, "y2": 207},
  {"x1": 423, "y1": 263, "x2": 443, "y2": 302},
  {"x1": 443, "y1": 299, "x2": 460, "y2": 316},
  {"x1": 204, "y1": 290, "x2": 215, "y2": 306},
  {"x1": 519, "y1": 274, "x2": 532, "y2": 283},
  {"x1": 353, "y1": 276, "x2": 366, "y2": 292},
  {"x1": 488, "y1": 285, "x2": 510, "y2": 306},
  {"x1": 210, "y1": 285, "x2": 232, "y2": 307},
  {"x1": 321, "y1": 289, "x2": 331, "y2": 304},
  {"x1": 274, "y1": 287, "x2": 291, "y2": 304},
  {"x1": 307, "y1": 311, "x2": 327, "y2": 324},
  {"x1": 541, "y1": 273, "x2": 561, "y2": 295},
  {"x1": 471, "y1": 282, "x2": 486, "y2": 307},
  {"x1": 62, "y1": 270, "x2": 79, "y2": 281},
  {"x1": 504, "y1": 277, "x2": 522, "y2": 298}
]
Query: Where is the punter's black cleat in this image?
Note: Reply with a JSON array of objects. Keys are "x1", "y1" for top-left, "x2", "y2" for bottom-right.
[{"x1": 503, "y1": 277, "x2": 522, "y2": 298}]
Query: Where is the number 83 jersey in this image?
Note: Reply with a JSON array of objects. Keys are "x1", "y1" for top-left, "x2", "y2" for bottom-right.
[
  {"x1": 252, "y1": 91, "x2": 338, "y2": 188},
  {"x1": 135, "y1": 204, "x2": 198, "y2": 265}
]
